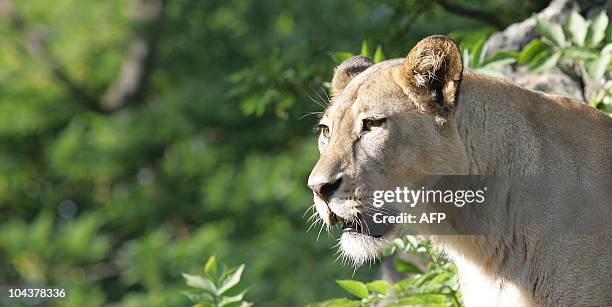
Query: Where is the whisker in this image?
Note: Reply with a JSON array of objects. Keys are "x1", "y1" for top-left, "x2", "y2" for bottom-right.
[
  {"x1": 317, "y1": 222, "x2": 325, "y2": 241},
  {"x1": 361, "y1": 215, "x2": 372, "y2": 236},
  {"x1": 307, "y1": 218, "x2": 321, "y2": 233},
  {"x1": 307, "y1": 93, "x2": 327, "y2": 108},
  {"x1": 306, "y1": 212, "x2": 319, "y2": 224},
  {"x1": 303, "y1": 204, "x2": 315, "y2": 218},
  {"x1": 320, "y1": 86, "x2": 331, "y2": 103},
  {"x1": 299, "y1": 111, "x2": 324, "y2": 120},
  {"x1": 310, "y1": 86, "x2": 330, "y2": 108}
]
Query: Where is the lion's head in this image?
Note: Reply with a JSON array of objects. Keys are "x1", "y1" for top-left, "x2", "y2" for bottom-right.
[{"x1": 307, "y1": 35, "x2": 470, "y2": 266}]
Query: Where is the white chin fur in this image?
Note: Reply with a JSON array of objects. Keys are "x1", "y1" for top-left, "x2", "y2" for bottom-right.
[{"x1": 338, "y1": 232, "x2": 386, "y2": 267}]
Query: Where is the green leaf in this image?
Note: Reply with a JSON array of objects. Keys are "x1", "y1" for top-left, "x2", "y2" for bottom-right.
[
  {"x1": 204, "y1": 256, "x2": 218, "y2": 281},
  {"x1": 480, "y1": 58, "x2": 516, "y2": 69},
  {"x1": 389, "y1": 294, "x2": 448, "y2": 306},
  {"x1": 360, "y1": 40, "x2": 370, "y2": 58},
  {"x1": 415, "y1": 271, "x2": 440, "y2": 289},
  {"x1": 218, "y1": 264, "x2": 245, "y2": 295},
  {"x1": 393, "y1": 257, "x2": 423, "y2": 274},
  {"x1": 518, "y1": 39, "x2": 548, "y2": 65},
  {"x1": 566, "y1": 11, "x2": 588, "y2": 46},
  {"x1": 528, "y1": 50, "x2": 561, "y2": 72},
  {"x1": 373, "y1": 45, "x2": 385, "y2": 63},
  {"x1": 405, "y1": 235, "x2": 419, "y2": 248},
  {"x1": 448, "y1": 28, "x2": 495, "y2": 46},
  {"x1": 536, "y1": 17, "x2": 566, "y2": 47},
  {"x1": 470, "y1": 35, "x2": 488, "y2": 68},
  {"x1": 366, "y1": 280, "x2": 389, "y2": 295},
  {"x1": 182, "y1": 291, "x2": 216, "y2": 304},
  {"x1": 335, "y1": 279, "x2": 369, "y2": 299},
  {"x1": 560, "y1": 47, "x2": 599, "y2": 60},
  {"x1": 320, "y1": 298, "x2": 362, "y2": 307},
  {"x1": 482, "y1": 51, "x2": 518, "y2": 67},
  {"x1": 393, "y1": 278, "x2": 417, "y2": 292},
  {"x1": 590, "y1": 88, "x2": 607, "y2": 107},
  {"x1": 380, "y1": 243, "x2": 395, "y2": 257},
  {"x1": 416, "y1": 272, "x2": 454, "y2": 293},
  {"x1": 331, "y1": 52, "x2": 355, "y2": 63},
  {"x1": 586, "y1": 11, "x2": 609, "y2": 47},
  {"x1": 219, "y1": 290, "x2": 247, "y2": 307},
  {"x1": 585, "y1": 44, "x2": 612, "y2": 80},
  {"x1": 392, "y1": 238, "x2": 405, "y2": 250},
  {"x1": 183, "y1": 273, "x2": 217, "y2": 294}
]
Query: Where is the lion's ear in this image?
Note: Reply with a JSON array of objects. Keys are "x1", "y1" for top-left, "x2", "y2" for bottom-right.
[
  {"x1": 331, "y1": 56, "x2": 374, "y2": 97},
  {"x1": 403, "y1": 35, "x2": 463, "y2": 121}
]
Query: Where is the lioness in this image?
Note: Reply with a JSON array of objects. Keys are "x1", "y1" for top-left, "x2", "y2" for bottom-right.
[{"x1": 307, "y1": 35, "x2": 612, "y2": 306}]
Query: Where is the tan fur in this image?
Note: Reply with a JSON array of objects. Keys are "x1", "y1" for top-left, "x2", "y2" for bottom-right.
[{"x1": 308, "y1": 36, "x2": 612, "y2": 306}]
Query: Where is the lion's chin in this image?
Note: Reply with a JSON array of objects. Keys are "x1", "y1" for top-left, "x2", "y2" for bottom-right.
[{"x1": 338, "y1": 232, "x2": 387, "y2": 267}]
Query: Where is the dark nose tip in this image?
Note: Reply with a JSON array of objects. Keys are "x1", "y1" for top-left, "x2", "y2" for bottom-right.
[{"x1": 308, "y1": 177, "x2": 343, "y2": 202}]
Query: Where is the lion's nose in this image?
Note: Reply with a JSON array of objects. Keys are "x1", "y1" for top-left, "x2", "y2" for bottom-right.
[{"x1": 308, "y1": 175, "x2": 343, "y2": 202}]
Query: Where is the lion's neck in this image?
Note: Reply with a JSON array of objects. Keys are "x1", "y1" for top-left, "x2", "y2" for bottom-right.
[
  {"x1": 454, "y1": 73, "x2": 529, "y2": 176},
  {"x1": 455, "y1": 72, "x2": 546, "y2": 177},
  {"x1": 453, "y1": 72, "x2": 609, "y2": 176}
]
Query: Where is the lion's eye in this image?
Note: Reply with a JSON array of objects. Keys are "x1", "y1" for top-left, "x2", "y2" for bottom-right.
[
  {"x1": 315, "y1": 124, "x2": 330, "y2": 144},
  {"x1": 362, "y1": 118, "x2": 386, "y2": 132}
]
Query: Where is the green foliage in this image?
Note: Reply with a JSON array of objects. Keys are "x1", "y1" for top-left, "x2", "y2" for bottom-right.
[
  {"x1": 566, "y1": 12, "x2": 588, "y2": 47},
  {"x1": 590, "y1": 80, "x2": 612, "y2": 111},
  {"x1": 182, "y1": 256, "x2": 253, "y2": 307},
  {"x1": 331, "y1": 40, "x2": 387, "y2": 64},
  {"x1": 336, "y1": 280, "x2": 370, "y2": 299},
  {"x1": 517, "y1": 39, "x2": 547, "y2": 64},
  {"x1": 450, "y1": 28, "x2": 517, "y2": 78},
  {"x1": 586, "y1": 11, "x2": 609, "y2": 47},
  {"x1": 373, "y1": 45, "x2": 386, "y2": 64},
  {"x1": 529, "y1": 10, "x2": 612, "y2": 109},
  {"x1": 536, "y1": 16, "x2": 567, "y2": 48},
  {"x1": 309, "y1": 236, "x2": 463, "y2": 307}
]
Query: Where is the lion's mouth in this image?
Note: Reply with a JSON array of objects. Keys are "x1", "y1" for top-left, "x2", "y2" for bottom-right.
[
  {"x1": 330, "y1": 212, "x2": 386, "y2": 238},
  {"x1": 341, "y1": 220, "x2": 360, "y2": 233}
]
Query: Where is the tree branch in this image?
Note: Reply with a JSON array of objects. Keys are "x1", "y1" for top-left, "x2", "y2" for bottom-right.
[
  {"x1": 100, "y1": 0, "x2": 164, "y2": 112},
  {"x1": 432, "y1": 0, "x2": 506, "y2": 29},
  {"x1": 0, "y1": 0, "x2": 103, "y2": 112}
]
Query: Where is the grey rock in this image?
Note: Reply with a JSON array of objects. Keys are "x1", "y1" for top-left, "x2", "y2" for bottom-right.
[
  {"x1": 513, "y1": 67, "x2": 585, "y2": 100},
  {"x1": 485, "y1": 0, "x2": 576, "y2": 57}
]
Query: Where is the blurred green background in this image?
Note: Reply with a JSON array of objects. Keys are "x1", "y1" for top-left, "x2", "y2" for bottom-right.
[{"x1": 0, "y1": 0, "x2": 549, "y2": 306}]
